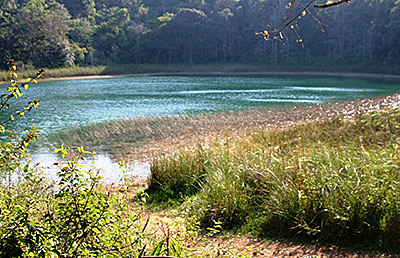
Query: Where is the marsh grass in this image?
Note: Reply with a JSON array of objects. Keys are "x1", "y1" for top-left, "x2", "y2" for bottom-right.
[
  {"x1": 0, "y1": 66, "x2": 107, "y2": 82},
  {"x1": 148, "y1": 107, "x2": 400, "y2": 251},
  {"x1": 49, "y1": 107, "x2": 294, "y2": 157}
]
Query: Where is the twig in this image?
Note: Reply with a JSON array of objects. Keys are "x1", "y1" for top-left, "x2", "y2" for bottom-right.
[
  {"x1": 277, "y1": 0, "x2": 318, "y2": 34},
  {"x1": 299, "y1": 0, "x2": 325, "y2": 32},
  {"x1": 314, "y1": 0, "x2": 351, "y2": 9}
]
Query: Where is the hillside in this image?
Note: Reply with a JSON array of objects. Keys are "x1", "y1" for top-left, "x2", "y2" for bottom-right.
[{"x1": 1, "y1": 0, "x2": 399, "y2": 73}]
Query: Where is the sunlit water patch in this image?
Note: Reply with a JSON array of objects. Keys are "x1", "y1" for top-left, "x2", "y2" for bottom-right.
[
  {"x1": 287, "y1": 86, "x2": 378, "y2": 92},
  {"x1": 31, "y1": 153, "x2": 150, "y2": 183},
  {"x1": 246, "y1": 98, "x2": 321, "y2": 103}
]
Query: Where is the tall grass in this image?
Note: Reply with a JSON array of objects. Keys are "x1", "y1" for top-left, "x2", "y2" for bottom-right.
[
  {"x1": 148, "y1": 107, "x2": 400, "y2": 251},
  {"x1": 0, "y1": 65, "x2": 107, "y2": 82}
]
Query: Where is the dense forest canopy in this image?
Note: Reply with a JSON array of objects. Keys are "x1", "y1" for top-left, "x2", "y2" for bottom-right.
[{"x1": 0, "y1": 0, "x2": 399, "y2": 71}]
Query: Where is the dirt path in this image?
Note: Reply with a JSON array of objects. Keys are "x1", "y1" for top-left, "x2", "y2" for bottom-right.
[
  {"x1": 190, "y1": 235, "x2": 393, "y2": 257},
  {"x1": 92, "y1": 173, "x2": 398, "y2": 257}
]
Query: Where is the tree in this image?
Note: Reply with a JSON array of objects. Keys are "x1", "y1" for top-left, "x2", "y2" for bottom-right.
[
  {"x1": 92, "y1": 7, "x2": 130, "y2": 63},
  {"x1": 0, "y1": 0, "x2": 73, "y2": 67}
]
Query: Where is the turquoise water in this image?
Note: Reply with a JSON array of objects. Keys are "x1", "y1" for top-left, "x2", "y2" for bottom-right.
[{"x1": 2, "y1": 74, "x2": 400, "y2": 136}]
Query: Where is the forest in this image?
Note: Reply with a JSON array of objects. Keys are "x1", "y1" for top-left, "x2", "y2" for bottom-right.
[{"x1": 1, "y1": 0, "x2": 400, "y2": 73}]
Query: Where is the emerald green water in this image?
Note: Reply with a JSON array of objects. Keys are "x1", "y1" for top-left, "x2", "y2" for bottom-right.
[{"x1": 2, "y1": 74, "x2": 400, "y2": 136}]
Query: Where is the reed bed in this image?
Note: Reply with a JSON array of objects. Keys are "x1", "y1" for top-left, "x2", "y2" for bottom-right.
[
  {"x1": 146, "y1": 95, "x2": 400, "y2": 251},
  {"x1": 0, "y1": 65, "x2": 108, "y2": 82},
  {"x1": 52, "y1": 94, "x2": 400, "y2": 159}
]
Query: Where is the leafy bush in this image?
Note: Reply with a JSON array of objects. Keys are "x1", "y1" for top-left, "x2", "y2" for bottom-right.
[
  {"x1": 0, "y1": 145, "x2": 151, "y2": 257},
  {"x1": 1, "y1": 59, "x2": 43, "y2": 183}
]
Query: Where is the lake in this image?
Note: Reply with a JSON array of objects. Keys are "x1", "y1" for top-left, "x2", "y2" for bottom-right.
[
  {"x1": 3, "y1": 74, "x2": 400, "y2": 138},
  {"x1": 2, "y1": 74, "x2": 400, "y2": 181}
]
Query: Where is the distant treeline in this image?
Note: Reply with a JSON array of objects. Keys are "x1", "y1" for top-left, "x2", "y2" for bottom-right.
[{"x1": 1, "y1": 0, "x2": 399, "y2": 72}]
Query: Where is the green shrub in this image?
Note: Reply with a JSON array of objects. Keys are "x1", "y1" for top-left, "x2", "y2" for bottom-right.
[{"x1": 0, "y1": 146, "x2": 151, "y2": 257}]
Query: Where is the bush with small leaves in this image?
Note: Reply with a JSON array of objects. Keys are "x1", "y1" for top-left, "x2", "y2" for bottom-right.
[{"x1": 0, "y1": 59, "x2": 44, "y2": 183}]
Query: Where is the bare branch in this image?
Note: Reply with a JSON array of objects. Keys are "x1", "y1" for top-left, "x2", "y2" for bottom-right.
[
  {"x1": 314, "y1": 0, "x2": 351, "y2": 9},
  {"x1": 299, "y1": 0, "x2": 325, "y2": 32},
  {"x1": 278, "y1": 0, "x2": 317, "y2": 34}
]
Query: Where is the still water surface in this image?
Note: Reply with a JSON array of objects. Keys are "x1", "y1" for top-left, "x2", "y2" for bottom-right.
[{"x1": 3, "y1": 74, "x2": 400, "y2": 137}]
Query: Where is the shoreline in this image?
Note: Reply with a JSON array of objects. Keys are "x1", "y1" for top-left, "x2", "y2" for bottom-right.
[
  {"x1": 38, "y1": 71, "x2": 400, "y2": 83},
  {"x1": 2, "y1": 70, "x2": 400, "y2": 85}
]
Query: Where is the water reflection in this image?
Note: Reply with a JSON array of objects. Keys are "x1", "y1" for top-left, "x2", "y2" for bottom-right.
[{"x1": 32, "y1": 153, "x2": 150, "y2": 184}]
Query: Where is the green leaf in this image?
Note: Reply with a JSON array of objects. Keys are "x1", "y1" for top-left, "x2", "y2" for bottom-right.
[
  {"x1": 138, "y1": 245, "x2": 147, "y2": 258},
  {"x1": 151, "y1": 241, "x2": 164, "y2": 256},
  {"x1": 17, "y1": 89, "x2": 22, "y2": 97},
  {"x1": 171, "y1": 238, "x2": 181, "y2": 255}
]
